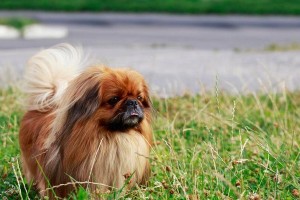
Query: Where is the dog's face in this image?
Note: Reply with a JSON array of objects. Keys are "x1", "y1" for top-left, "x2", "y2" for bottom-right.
[
  {"x1": 61, "y1": 67, "x2": 152, "y2": 136},
  {"x1": 95, "y1": 68, "x2": 152, "y2": 132}
]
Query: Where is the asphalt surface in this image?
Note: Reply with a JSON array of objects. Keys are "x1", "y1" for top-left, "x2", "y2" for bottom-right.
[
  {"x1": 1, "y1": 12, "x2": 300, "y2": 50},
  {"x1": 1, "y1": 12, "x2": 300, "y2": 96}
]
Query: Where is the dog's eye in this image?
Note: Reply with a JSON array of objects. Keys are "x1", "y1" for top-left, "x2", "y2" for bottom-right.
[
  {"x1": 137, "y1": 96, "x2": 143, "y2": 101},
  {"x1": 108, "y1": 96, "x2": 120, "y2": 105}
]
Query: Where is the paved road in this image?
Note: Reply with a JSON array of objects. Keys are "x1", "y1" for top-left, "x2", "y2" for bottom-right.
[
  {"x1": 1, "y1": 12, "x2": 300, "y2": 95},
  {"x1": 1, "y1": 12, "x2": 300, "y2": 50}
]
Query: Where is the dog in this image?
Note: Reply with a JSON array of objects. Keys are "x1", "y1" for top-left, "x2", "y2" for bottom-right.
[{"x1": 19, "y1": 44, "x2": 153, "y2": 198}]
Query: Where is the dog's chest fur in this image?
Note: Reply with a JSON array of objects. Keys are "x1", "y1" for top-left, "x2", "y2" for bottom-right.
[{"x1": 92, "y1": 131, "x2": 149, "y2": 189}]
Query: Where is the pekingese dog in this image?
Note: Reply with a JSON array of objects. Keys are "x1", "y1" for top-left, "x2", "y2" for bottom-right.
[{"x1": 19, "y1": 44, "x2": 153, "y2": 198}]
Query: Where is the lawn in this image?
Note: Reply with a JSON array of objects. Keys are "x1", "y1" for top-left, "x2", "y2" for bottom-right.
[
  {"x1": 0, "y1": 87, "x2": 299, "y2": 199},
  {"x1": 1, "y1": 0, "x2": 300, "y2": 15}
]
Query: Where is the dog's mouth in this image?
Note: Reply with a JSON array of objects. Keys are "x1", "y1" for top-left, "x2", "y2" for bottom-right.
[
  {"x1": 105, "y1": 104, "x2": 144, "y2": 132},
  {"x1": 130, "y1": 111, "x2": 139, "y2": 116},
  {"x1": 124, "y1": 111, "x2": 143, "y2": 126}
]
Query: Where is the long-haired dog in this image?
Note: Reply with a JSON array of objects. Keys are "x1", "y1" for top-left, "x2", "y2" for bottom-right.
[{"x1": 19, "y1": 44, "x2": 153, "y2": 198}]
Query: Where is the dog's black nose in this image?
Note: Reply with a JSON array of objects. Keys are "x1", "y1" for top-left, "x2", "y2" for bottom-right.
[{"x1": 125, "y1": 99, "x2": 138, "y2": 107}]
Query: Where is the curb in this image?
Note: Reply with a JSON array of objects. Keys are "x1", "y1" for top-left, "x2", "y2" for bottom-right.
[
  {"x1": 0, "y1": 25, "x2": 20, "y2": 39},
  {"x1": 0, "y1": 24, "x2": 68, "y2": 39}
]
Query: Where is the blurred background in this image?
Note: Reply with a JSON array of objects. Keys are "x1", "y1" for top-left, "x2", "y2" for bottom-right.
[{"x1": 1, "y1": 0, "x2": 300, "y2": 96}]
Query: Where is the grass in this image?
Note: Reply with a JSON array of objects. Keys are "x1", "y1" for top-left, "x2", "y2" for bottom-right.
[
  {"x1": 0, "y1": 18, "x2": 37, "y2": 30},
  {"x1": 0, "y1": 87, "x2": 300, "y2": 199},
  {"x1": 1, "y1": 0, "x2": 300, "y2": 15},
  {"x1": 234, "y1": 43, "x2": 300, "y2": 53},
  {"x1": 264, "y1": 43, "x2": 300, "y2": 52}
]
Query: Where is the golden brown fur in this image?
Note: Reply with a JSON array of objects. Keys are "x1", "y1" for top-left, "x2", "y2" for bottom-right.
[{"x1": 19, "y1": 44, "x2": 153, "y2": 198}]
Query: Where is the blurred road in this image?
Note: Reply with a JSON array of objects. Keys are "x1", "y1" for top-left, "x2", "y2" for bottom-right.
[
  {"x1": 1, "y1": 11, "x2": 300, "y2": 95},
  {"x1": 1, "y1": 12, "x2": 300, "y2": 49}
]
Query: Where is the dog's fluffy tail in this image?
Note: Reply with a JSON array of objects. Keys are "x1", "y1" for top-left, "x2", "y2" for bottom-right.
[{"x1": 24, "y1": 43, "x2": 84, "y2": 111}]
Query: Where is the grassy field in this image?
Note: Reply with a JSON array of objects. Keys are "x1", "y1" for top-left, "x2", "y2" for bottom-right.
[
  {"x1": 0, "y1": 87, "x2": 300, "y2": 199},
  {"x1": 1, "y1": 0, "x2": 300, "y2": 15}
]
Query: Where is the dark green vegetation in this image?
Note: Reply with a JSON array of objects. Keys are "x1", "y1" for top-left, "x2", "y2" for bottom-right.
[
  {"x1": 0, "y1": 18, "x2": 37, "y2": 30},
  {"x1": 0, "y1": 87, "x2": 300, "y2": 199},
  {"x1": 1, "y1": 0, "x2": 300, "y2": 15}
]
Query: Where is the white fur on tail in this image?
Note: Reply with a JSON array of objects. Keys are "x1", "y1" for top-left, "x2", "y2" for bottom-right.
[{"x1": 24, "y1": 44, "x2": 83, "y2": 111}]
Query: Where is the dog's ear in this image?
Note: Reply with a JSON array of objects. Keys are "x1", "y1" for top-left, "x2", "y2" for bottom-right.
[
  {"x1": 142, "y1": 84, "x2": 152, "y2": 109},
  {"x1": 67, "y1": 84, "x2": 100, "y2": 124},
  {"x1": 56, "y1": 83, "x2": 100, "y2": 148}
]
